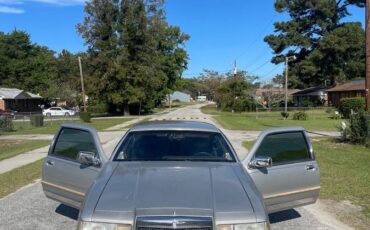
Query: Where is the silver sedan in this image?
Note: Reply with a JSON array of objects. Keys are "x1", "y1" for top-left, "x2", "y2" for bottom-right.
[{"x1": 42, "y1": 121, "x2": 320, "y2": 230}]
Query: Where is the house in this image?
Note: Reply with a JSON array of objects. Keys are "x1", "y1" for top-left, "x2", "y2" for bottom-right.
[
  {"x1": 254, "y1": 88, "x2": 300, "y2": 107},
  {"x1": 326, "y1": 79, "x2": 365, "y2": 107},
  {"x1": 168, "y1": 91, "x2": 192, "y2": 102},
  {"x1": 292, "y1": 87, "x2": 328, "y2": 107},
  {"x1": 0, "y1": 87, "x2": 43, "y2": 112}
]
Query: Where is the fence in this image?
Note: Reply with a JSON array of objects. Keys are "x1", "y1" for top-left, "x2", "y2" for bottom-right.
[
  {"x1": 255, "y1": 107, "x2": 337, "y2": 119},
  {"x1": 0, "y1": 112, "x2": 80, "y2": 133}
]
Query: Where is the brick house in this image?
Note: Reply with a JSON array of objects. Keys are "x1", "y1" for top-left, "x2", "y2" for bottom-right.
[
  {"x1": 326, "y1": 79, "x2": 365, "y2": 107},
  {"x1": 0, "y1": 87, "x2": 43, "y2": 112}
]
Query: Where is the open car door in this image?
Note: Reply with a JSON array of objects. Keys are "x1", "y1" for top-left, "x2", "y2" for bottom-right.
[
  {"x1": 42, "y1": 123, "x2": 108, "y2": 209},
  {"x1": 243, "y1": 127, "x2": 320, "y2": 213}
]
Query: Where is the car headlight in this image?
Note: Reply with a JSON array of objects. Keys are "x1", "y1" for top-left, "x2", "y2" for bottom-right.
[
  {"x1": 77, "y1": 221, "x2": 131, "y2": 230},
  {"x1": 217, "y1": 222, "x2": 269, "y2": 230}
]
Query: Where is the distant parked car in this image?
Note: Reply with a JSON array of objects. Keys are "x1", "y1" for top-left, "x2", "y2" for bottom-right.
[
  {"x1": 0, "y1": 109, "x2": 17, "y2": 118},
  {"x1": 43, "y1": 107, "x2": 75, "y2": 117}
]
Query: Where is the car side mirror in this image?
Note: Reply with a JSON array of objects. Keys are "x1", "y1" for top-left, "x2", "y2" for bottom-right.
[
  {"x1": 77, "y1": 151, "x2": 101, "y2": 167},
  {"x1": 249, "y1": 157, "x2": 272, "y2": 169}
]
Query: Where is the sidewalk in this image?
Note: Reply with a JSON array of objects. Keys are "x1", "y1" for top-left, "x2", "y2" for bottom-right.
[{"x1": 0, "y1": 131, "x2": 126, "y2": 174}]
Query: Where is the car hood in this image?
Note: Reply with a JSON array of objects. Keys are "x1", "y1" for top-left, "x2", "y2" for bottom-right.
[{"x1": 92, "y1": 162, "x2": 257, "y2": 223}]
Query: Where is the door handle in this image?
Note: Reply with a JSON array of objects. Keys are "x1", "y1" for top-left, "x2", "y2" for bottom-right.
[
  {"x1": 46, "y1": 160, "x2": 55, "y2": 166},
  {"x1": 306, "y1": 164, "x2": 316, "y2": 171}
]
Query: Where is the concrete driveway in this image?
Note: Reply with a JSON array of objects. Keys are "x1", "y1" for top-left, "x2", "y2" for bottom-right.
[{"x1": 0, "y1": 103, "x2": 348, "y2": 230}]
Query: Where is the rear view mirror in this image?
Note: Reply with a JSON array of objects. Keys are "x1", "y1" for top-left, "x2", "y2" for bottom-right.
[
  {"x1": 78, "y1": 151, "x2": 101, "y2": 167},
  {"x1": 249, "y1": 157, "x2": 272, "y2": 169}
]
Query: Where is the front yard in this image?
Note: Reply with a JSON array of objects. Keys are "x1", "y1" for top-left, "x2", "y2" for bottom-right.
[
  {"x1": 244, "y1": 138, "x2": 370, "y2": 226},
  {"x1": 1, "y1": 117, "x2": 133, "y2": 135},
  {"x1": 202, "y1": 104, "x2": 341, "y2": 131},
  {"x1": 0, "y1": 140, "x2": 50, "y2": 161}
]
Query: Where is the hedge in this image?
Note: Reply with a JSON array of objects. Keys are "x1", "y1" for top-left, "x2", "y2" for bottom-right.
[
  {"x1": 338, "y1": 97, "x2": 365, "y2": 119},
  {"x1": 79, "y1": 112, "x2": 91, "y2": 123}
]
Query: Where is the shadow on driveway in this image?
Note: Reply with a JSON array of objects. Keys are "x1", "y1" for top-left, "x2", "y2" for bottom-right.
[
  {"x1": 55, "y1": 204, "x2": 79, "y2": 220},
  {"x1": 269, "y1": 209, "x2": 301, "y2": 224}
]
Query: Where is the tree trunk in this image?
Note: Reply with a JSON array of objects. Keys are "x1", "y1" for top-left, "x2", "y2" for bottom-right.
[{"x1": 122, "y1": 103, "x2": 130, "y2": 116}]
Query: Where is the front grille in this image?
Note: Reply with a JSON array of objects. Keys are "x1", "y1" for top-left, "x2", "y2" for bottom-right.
[
  {"x1": 136, "y1": 216, "x2": 213, "y2": 230},
  {"x1": 138, "y1": 227, "x2": 212, "y2": 230}
]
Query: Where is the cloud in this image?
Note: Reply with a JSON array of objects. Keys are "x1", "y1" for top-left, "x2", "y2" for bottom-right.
[
  {"x1": 0, "y1": 5, "x2": 24, "y2": 13},
  {"x1": 0, "y1": 0, "x2": 86, "y2": 14},
  {"x1": 28, "y1": 0, "x2": 86, "y2": 5}
]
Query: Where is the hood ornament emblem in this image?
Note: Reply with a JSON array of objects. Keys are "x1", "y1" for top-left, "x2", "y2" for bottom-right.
[{"x1": 172, "y1": 211, "x2": 185, "y2": 228}]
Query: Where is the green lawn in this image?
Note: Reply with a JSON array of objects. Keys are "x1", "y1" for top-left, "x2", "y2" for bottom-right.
[
  {"x1": 1, "y1": 117, "x2": 133, "y2": 135},
  {"x1": 0, "y1": 140, "x2": 50, "y2": 161},
  {"x1": 243, "y1": 139, "x2": 370, "y2": 221},
  {"x1": 202, "y1": 105, "x2": 341, "y2": 131},
  {"x1": 0, "y1": 159, "x2": 44, "y2": 198}
]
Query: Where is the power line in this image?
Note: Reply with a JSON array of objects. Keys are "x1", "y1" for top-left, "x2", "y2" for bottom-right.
[{"x1": 235, "y1": 13, "x2": 277, "y2": 60}]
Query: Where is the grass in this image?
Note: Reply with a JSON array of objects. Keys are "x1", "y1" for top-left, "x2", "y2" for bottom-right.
[
  {"x1": 1, "y1": 117, "x2": 133, "y2": 135},
  {"x1": 202, "y1": 104, "x2": 341, "y2": 131},
  {"x1": 0, "y1": 159, "x2": 43, "y2": 198},
  {"x1": 243, "y1": 138, "x2": 370, "y2": 220},
  {"x1": 0, "y1": 140, "x2": 50, "y2": 161}
]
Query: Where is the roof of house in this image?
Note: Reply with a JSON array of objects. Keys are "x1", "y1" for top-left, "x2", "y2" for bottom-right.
[
  {"x1": 170, "y1": 91, "x2": 191, "y2": 97},
  {"x1": 326, "y1": 79, "x2": 365, "y2": 92},
  {"x1": 292, "y1": 86, "x2": 328, "y2": 96},
  {"x1": 0, "y1": 87, "x2": 42, "y2": 99}
]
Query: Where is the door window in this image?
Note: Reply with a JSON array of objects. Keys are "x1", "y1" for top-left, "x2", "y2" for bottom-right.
[
  {"x1": 52, "y1": 128, "x2": 98, "y2": 161},
  {"x1": 254, "y1": 132, "x2": 311, "y2": 165}
]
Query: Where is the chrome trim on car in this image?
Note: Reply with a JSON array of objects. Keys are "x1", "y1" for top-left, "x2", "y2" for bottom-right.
[
  {"x1": 41, "y1": 181, "x2": 85, "y2": 197},
  {"x1": 136, "y1": 216, "x2": 213, "y2": 229},
  {"x1": 263, "y1": 186, "x2": 320, "y2": 200}
]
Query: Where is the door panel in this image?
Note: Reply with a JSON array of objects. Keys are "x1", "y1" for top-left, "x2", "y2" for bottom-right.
[
  {"x1": 42, "y1": 124, "x2": 107, "y2": 209},
  {"x1": 243, "y1": 127, "x2": 320, "y2": 213}
]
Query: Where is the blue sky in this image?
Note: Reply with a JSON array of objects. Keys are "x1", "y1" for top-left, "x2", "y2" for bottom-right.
[{"x1": 0, "y1": 0, "x2": 365, "y2": 81}]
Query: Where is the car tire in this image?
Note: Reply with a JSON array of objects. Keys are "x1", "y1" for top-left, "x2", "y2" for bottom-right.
[
  {"x1": 46, "y1": 113, "x2": 51, "y2": 117},
  {"x1": 65, "y1": 112, "x2": 70, "y2": 117}
]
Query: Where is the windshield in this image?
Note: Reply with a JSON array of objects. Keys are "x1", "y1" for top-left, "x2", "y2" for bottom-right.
[{"x1": 114, "y1": 131, "x2": 235, "y2": 162}]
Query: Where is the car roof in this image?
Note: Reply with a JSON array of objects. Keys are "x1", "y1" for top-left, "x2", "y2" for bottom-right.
[{"x1": 130, "y1": 120, "x2": 220, "y2": 133}]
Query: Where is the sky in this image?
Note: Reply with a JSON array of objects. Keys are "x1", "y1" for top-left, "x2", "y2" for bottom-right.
[{"x1": 0, "y1": 0, "x2": 366, "y2": 82}]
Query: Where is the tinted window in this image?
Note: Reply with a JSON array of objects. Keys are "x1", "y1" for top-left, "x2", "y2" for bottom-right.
[
  {"x1": 114, "y1": 131, "x2": 235, "y2": 162},
  {"x1": 254, "y1": 132, "x2": 310, "y2": 165},
  {"x1": 53, "y1": 128, "x2": 98, "y2": 160}
]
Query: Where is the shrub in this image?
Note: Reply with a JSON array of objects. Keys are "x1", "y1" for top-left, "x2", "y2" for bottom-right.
[
  {"x1": 281, "y1": 112, "x2": 289, "y2": 119},
  {"x1": 79, "y1": 112, "x2": 91, "y2": 123},
  {"x1": 349, "y1": 112, "x2": 370, "y2": 145},
  {"x1": 0, "y1": 116, "x2": 14, "y2": 132},
  {"x1": 293, "y1": 111, "x2": 308, "y2": 120},
  {"x1": 30, "y1": 114, "x2": 44, "y2": 127},
  {"x1": 172, "y1": 99, "x2": 181, "y2": 103},
  {"x1": 331, "y1": 111, "x2": 341, "y2": 120},
  {"x1": 338, "y1": 97, "x2": 365, "y2": 119}
]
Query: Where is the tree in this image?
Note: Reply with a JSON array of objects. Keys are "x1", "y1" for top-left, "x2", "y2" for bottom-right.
[
  {"x1": 0, "y1": 30, "x2": 57, "y2": 96},
  {"x1": 216, "y1": 71, "x2": 256, "y2": 112},
  {"x1": 77, "y1": 0, "x2": 189, "y2": 114},
  {"x1": 265, "y1": 0, "x2": 365, "y2": 88}
]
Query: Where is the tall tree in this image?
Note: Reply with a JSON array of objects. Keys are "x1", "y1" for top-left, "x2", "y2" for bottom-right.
[
  {"x1": 265, "y1": 0, "x2": 365, "y2": 88},
  {"x1": 0, "y1": 30, "x2": 57, "y2": 96},
  {"x1": 77, "y1": 0, "x2": 189, "y2": 114}
]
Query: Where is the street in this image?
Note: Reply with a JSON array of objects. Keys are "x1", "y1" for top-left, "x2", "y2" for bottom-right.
[{"x1": 0, "y1": 104, "x2": 349, "y2": 230}]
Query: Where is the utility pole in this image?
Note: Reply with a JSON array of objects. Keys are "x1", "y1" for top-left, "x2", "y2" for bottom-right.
[
  {"x1": 285, "y1": 56, "x2": 289, "y2": 114},
  {"x1": 78, "y1": 56, "x2": 87, "y2": 112},
  {"x1": 232, "y1": 60, "x2": 237, "y2": 113},
  {"x1": 366, "y1": 0, "x2": 370, "y2": 111}
]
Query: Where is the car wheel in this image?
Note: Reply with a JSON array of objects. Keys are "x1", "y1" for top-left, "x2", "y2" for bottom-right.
[
  {"x1": 65, "y1": 112, "x2": 70, "y2": 117},
  {"x1": 46, "y1": 113, "x2": 51, "y2": 117}
]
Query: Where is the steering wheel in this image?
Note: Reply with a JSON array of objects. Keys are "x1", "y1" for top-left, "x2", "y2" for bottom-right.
[{"x1": 193, "y1": 152, "x2": 213, "y2": 157}]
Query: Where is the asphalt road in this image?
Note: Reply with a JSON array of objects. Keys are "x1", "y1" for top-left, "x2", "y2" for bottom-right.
[{"x1": 0, "y1": 104, "x2": 347, "y2": 230}]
